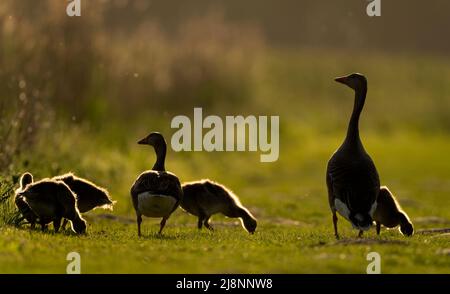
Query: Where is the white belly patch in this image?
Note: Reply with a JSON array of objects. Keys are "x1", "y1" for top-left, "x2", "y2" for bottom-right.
[
  {"x1": 369, "y1": 201, "x2": 377, "y2": 217},
  {"x1": 137, "y1": 192, "x2": 177, "y2": 217},
  {"x1": 335, "y1": 199, "x2": 376, "y2": 231},
  {"x1": 334, "y1": 198, "x2": 351, "y2": 221}
]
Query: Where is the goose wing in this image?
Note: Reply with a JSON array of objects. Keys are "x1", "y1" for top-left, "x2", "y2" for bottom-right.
[
  {"x1": 130, "y1": 170, "x2": 182, "y2": 211},
  {"x1": 327, "y1": 154, "x2": 380, "y2": 219}
]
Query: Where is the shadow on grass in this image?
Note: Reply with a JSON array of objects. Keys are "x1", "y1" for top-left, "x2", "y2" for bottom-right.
[
  {"x1": 333, "y1": 238, "x2": 408, "y2": 246},
  {"x1": 311, "y1": 237, "x2": 409, "y2": 247},
  {"x1": 415, "y1": 216, "x2": 450, "y2": 225},
  {"x1": 138, "y1": 232, "x2": 187, "y2": 240},
  {"x1": 416, "y1": 228, "x2": 450, "y2": 235},
  {"x1": 11, "y1": 222, "x2": 86, "y2": 237},
  {"x1": 89, "y1": 213, "x2": 135, "y2": 224}
]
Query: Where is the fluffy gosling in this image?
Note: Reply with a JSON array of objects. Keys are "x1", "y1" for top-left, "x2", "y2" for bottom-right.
[
  {"x1": 373, "y1": 186, "x2": 414, "y2": 236},
  {"x1": 181, "y1": 180, "x2": 257, "y2": 234},
  {"x1": 15, "y1": 176, "x2": 87, "y2": 234}
]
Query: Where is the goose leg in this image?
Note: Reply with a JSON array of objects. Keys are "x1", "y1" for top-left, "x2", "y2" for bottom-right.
[
  {"x1": 53, "y1": 218, "x2": 62, "y2": 233},
  {"x1": 137, "y1": 214, "x2": 142, "y2": 237},
  {"x1": 30, "y1": 222, "x2": 36, "y2": 230},
  {"x1": 376, "y1": 222, "x2": 381, "y2": 235},
  {"x1": 203, "y1": 216, "x2": 213, "y2": 231},
  {"x1": 197, "y1": 217, "x2": 204, "y2": 229},
  {"x1": 17, "y1": 215, "x2": 25, "y2": 224},
  {"x1": 61, "y1": 219, "x2": 68, "y2": 231},
  {"x1": 41, "y1": 223, "x2": 48, "y2": 232},
  {"x1": 159, "y1": 217, "x2": 167, "y2": 234},
  {"x1": 358, "y1": 230, "x2": 363, "y2": 238},
  {"x1": 197, "y1": 210, "x2": 207, "y2": 230},
  {"x1": 332, "y1": 211, "x2": 339, "y2": 239}
]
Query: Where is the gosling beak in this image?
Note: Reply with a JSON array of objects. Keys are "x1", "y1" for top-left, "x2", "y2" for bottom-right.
[
  {"x1": 137, "y1": 138, "x2": 147, "y2": 145},
  {"x1": 334, "y1": 76, "x2": 348, "y2": 85}
]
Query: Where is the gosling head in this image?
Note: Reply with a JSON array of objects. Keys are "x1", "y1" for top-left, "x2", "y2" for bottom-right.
[
  {"x1": 72, "y1": 218, "x2": 87, "y2": 234},
  {"x1": 243, "y1": 216, "x2": 257, "y2": 234},
  {"x1": 399, "y1": 214, "x2": 414, "y2": 236},
  {"x1": 335, "y1": 73, "x2": 367, "y2": 92},
  {"x1": 138, "y1": 132, "x2": 166, "y2": 148},
  {"x1": 20, "y1": 172, "x2": 34, "y2": 189}
]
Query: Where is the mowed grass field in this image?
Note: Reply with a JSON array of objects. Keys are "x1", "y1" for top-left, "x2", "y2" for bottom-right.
[{"x1": 1, "y1": 51, "x2": 450, "y2": 273}]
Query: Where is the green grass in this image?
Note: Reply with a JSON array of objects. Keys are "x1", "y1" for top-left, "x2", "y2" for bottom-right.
[
  {"x1": 1, "y1": 50, "x2": 450, "y2": 273},
  {"x1": 1, "y1": 129, "x2": 449, "y2": 274},
  {"x1": 0, "y1": 215, "x2": 448, "y2": 274}
]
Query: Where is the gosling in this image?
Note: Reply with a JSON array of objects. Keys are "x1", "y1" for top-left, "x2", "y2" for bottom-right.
[
  {"x1": 53, "y1": 173, "x2": 114, "y2": 212},
  {"x1": 53, "y1": 173, "x2": 114, "y2": 229},
  {"x1": 181, "y1": 180, "x2": 257, "y2": 234},
  {"x1": 15, "y1": 177, "x2": 87, "y2": 234},
  {"x1": 373, "y1": 186, "x2": 414, "y2": 236}
]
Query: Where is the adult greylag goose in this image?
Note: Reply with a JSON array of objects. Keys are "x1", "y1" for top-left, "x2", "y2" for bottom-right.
[
  {"x1": 181, "y1": 179, "x2": 257, "y2": 234},
  {"x1": 373, "y1": 186, "x2": 413, "y2": 236},
  {"x1": 15, "y1": 177, "x2": 86, "y2": 234},
  {"x1": 53, "y1": 173, "x2": 114, "y2": 229},
  {"x1": 326, "y1": 73, "x2": 380, "y2": 239},
  {"x1": 130, "y1": 132, "x2": 183, "y2": 236}
]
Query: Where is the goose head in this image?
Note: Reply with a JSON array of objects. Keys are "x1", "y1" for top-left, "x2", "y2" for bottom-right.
[
  {"x1": 400, "y1": 222, "x2": 414, "y2": 237},
  {"x1": 138, "y1": 132, "x2": 166, "y2": 148},
  {"x1": 243, "y1": 217, "x2": 257, "y2": 234},
  {"x1": 72, "y1": 218, "x2": 87, "y2": 234},
  {"x1": 335, "y1": 73, "x2": 367, "y2": 92},
  {"x1": 138, "y1": 132, "x2": 167, "y2": 171},
  {"x1": 399, "y1": 213, "x2": 414, "y2": 236}
]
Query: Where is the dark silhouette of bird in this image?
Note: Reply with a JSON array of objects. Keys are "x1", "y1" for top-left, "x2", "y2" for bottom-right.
[
  {"x1": 326, "y1": 73, "x2": 380, "y2": 239},
  {"x1": 15, "y1": 176, "x2": 86, "y2": 234},
  {"x1": 130, "y1": 132, "x2": 183, "y2": 236},
  {"x1": 373, "y1": 186, "x2": 413, "y2": 236},
  {"x1": 53, "y1": 173, "x2": 115, "y2": 229},
  {"x1": 181, "y1": 179, "x2": 257, "y2": 234}
]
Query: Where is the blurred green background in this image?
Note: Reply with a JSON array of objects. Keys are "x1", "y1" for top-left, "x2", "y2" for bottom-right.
[{"x1": 0, "y1": 0, "x2": 449, "y2": 273}]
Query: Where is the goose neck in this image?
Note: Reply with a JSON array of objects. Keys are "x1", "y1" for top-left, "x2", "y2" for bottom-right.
[
  {"x1": 152, "y1": 143, "x2": 166, "y2": 171},
  {"x1": 345, "y1": 86, "x2": 367, "y2": 144}
]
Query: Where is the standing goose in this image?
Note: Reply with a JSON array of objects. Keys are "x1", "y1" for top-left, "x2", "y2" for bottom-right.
[
  {"x1": 326, "y1": 73, "x2": 380, "y2": 239},
  {"x1": 15, "y1": 178, "x2": 86, "y2": 234},
  {"x1": 130, "y1": 132, "x2": 183, "y2": 236}
]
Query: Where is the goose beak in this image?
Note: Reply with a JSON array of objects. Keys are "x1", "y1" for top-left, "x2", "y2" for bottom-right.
[
  {"x1": 138, "y1": 138, "x2": 147, "y2": 145},
  {"x1": 334, "y1": 76, "x2": 348, "y2": 85}
]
